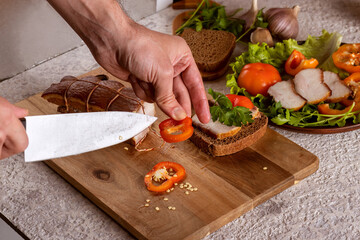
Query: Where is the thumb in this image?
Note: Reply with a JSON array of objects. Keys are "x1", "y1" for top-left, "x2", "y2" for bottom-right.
[{"x1": 12, "y1": 106, "x2": 28, "y2": 118}]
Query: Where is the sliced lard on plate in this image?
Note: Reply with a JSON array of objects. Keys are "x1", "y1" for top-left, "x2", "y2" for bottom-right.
[
  {"x1": 293, "y1": 68, "x2": 331, "y2": 104},
  {"x1": 323, "y1": 71, "x2": 351, "y2": 102},
  {"x1": 268, "y1": 80, "x2": 306, "y2": 111}
]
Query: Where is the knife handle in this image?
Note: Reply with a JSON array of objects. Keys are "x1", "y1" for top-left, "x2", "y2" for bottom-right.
[{"x1": 20, "y1": 118, "x2": 26, "y2": 129}]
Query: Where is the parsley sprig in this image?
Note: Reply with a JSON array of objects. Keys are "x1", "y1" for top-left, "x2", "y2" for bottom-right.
[
  {"x1": 208, "y1": 88, "x2": 254, "y2": 127},
  {"x1": 175, "y1": 0, "x2": 267, "y2": 41}
]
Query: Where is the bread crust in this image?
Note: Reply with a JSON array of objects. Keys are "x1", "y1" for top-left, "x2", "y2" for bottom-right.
[{"x1": 190, "y1": 114, "x2": 268, "y2": 157}]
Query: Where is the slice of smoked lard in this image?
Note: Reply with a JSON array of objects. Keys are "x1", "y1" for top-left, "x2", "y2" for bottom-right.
[
  {"x1": 41, "y1": 75, "x2": 155, "y2": 145},
  {"x1": 323, "y1": 71, "x2": 351, "y2": 103},
  {"x1": 268, "y1": 80, "x2": 306, "y2": 111},
  {"x1": 293, "y1": 68, "x2": 331, "y2": 104}
]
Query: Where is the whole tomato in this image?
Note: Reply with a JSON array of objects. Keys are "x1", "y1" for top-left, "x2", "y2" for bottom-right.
[{"x1": 237, "y1": 63, "x2": 281, "y2": 96}]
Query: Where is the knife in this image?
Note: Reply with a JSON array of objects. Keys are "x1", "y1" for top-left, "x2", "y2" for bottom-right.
[{"x1": 22, "y1": 112, "x2": 157, "y2": 162}]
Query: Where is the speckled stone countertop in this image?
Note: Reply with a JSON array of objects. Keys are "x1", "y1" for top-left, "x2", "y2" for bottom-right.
[{"x1": 1, "y1": 1, "x2": 360, "y2": 239}]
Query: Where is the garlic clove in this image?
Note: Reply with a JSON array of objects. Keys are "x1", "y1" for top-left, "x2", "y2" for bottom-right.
[
  {"x1": 250, "y1": 27, "x2": 274, "y2": 47},
  {"x1": 265, "y1": 5, "x2": 300, "y2": 40}
]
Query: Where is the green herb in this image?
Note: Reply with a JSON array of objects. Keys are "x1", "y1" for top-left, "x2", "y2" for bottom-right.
[
  {"x1": 175, "y1": 0, "x2": 244, "y2": 38},
  {"x1": 208, "y1": 88, "x2": 254, "y2": 127}
]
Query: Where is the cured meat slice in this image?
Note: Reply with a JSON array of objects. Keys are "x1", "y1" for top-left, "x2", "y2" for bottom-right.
[
  {"x1": 268, "y1": 80, "x2": 306, "y2": 111},
  {"x1": 293, "y1": 69, "x2": 331, "y2": 104},
  {"x1": 323, "y1": 71, "x2": 351, "y2": 103}
]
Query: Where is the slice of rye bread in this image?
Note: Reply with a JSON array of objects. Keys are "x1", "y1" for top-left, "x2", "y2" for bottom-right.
[
  {"x1": 190, "y1": 114, "x2": 268, "y2": 157},
  {"x1": 181, "y1": 29, "x2": 236, "y2": 73}
]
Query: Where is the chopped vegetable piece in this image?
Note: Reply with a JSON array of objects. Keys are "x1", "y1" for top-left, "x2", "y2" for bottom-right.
[
  {"x1": 318, "y1": 103, "x2": 360, "y2": 115},
  {"x1": 159, "y1": 117, "x2": 194, "y2": 143},
  {"x1": 332, "y1": 43, "x2": 360, "y2": 73},
  {"x1": 341, "y1": 72, "x2": 360, "y2": 106},
  {"x1": 226, "y1": 94, "x2": 255, "y2": 109},
  {"x1": 237, "y1": 63, "x2": 281, "y2": 96},
  {"x1": 285, "y1": 50, "x2": 319, "y2": 76},
  {"x1": 144, "y1": 162, "x2": 186, "y2": 193}
]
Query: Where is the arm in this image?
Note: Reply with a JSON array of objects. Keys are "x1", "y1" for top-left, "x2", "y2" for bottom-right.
[
  {"x1": 0, "y1": 97, "x2": 28, "y2": 160},
  {"x1": 46, "y1": 0, "x2": 210, "y2": 123}
]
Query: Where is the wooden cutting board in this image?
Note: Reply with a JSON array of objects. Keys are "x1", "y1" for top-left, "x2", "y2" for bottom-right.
[{"x1": 16, "y1": 68, "x2": 319, "y2": 240}]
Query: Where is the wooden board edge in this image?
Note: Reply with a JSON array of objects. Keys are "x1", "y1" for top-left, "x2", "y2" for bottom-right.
[
  {"x1": 43, "y1": 160, "x2": 147, "y2": 240},
  {"x1": 252, "y1": 176, "x2": 295, "y2": 208},
  {"x1": 183, "y1": 200, "x2": 253, "y2": 240},
  {"x1": 293, "y1": 156, "x2": 319, "y2": 181}
]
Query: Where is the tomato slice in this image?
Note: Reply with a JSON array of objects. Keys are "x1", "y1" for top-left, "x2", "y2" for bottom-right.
[
  {"x1": 144, "y1": 161, "x2": 186, "y2": 192},
  {"x1": 226, "y1": 94, "x2": 254, "y2": 109},
  {"x1": 332, "y1": 43, "x2": 360, "y2": 73},
  {"x1": 285, "y1": 50, "x2": 319, "y2": 76},
  {"x1": 159, "y1": 117, "x2": 194, "y2": 143}
]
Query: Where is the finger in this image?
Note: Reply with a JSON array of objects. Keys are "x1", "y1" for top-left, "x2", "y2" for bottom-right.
[
  {"x1": 181, "y1": 58, "x2": 210, "y2": 123},
  {"x1": 128, "y1": 75, "x2": 154, "y2": 103},
  {"x1": 173, "y1": 75, "x2": 191, "y2": 117},
  {"x1": 12, "y1": 106, "x2": 28, "y2": 118},
  {"x1": 153, "y1": 68, "x2": 187, "y2": 120},
  {"x1": 138, "y1": 80, "x2": 155, "y2": 102},
  {"x1": 1, "y1": 119, "x2": 28, "y2": 160}
]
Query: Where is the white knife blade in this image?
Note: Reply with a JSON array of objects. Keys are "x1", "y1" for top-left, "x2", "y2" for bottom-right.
[{"x1": 23, "y1": 112, "x2": 157, "y2": 162}]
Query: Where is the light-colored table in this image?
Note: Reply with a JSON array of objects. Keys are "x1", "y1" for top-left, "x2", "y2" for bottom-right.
[{"x1": 1, "y1": 1, "x2": 360, "y2": 239}]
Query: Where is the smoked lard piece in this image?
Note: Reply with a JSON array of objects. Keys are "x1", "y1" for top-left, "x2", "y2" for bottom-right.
[
  {"x1": 268, "y1": 80, "x2": 306, "y2": 111},
  {"x1": 42, "y1": 75, "x2": 155, "y2": 145},
  {"x1": 293, "y1": 69, "x2": 331, "y2": 104}
]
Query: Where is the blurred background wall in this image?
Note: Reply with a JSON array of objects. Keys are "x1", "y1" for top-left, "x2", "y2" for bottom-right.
[{"x1": 0, "y1": 0, "x2": 172, "y2": 82}]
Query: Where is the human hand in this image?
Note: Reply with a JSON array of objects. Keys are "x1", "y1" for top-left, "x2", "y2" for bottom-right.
[
  {"x1": 94, "y1": 23, "x2": 211, "y2": 123},
  {"x1": 46, "y1": 0, "x2": 210, "y2": 123},
  {"x1": 0, "y1": 97, "x2": 29, "y2": 160}
]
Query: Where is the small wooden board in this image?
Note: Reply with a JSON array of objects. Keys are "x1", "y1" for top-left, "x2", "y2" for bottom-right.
[{"x1": 16, "y1": 68, "x2": 318, "y2": 240}]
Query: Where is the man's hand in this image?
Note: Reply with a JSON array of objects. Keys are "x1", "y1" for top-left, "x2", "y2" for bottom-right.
[
  {"x1": 47, "y1": 0, "x2": 210, "y2": 123},
  {"x1": 0, "y1": 97, "x2": 29, "y2": 160}
]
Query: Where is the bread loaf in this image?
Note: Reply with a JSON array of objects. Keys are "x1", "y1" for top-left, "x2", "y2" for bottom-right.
[{"x1": 42, "y1": 75, "x2": 155, "y2": 145}]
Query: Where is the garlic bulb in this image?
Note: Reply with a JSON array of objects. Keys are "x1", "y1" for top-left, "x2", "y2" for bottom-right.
[
  {"x1": 239, "y1": 0, "x2": 258, "y2": 30},
  {"x1": 250, "y1": 27, "x2": 274, "y2": 47},
  {"x1": 264, "y1": 5, "x2": 300, "y2": 40}
]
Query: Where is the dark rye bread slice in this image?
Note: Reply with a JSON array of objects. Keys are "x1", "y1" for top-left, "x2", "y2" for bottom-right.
[
  {"x1": 181, "y1": 29, "x2": 236, "y2": 74},
  {"x1": 190, "y1": 114, "x2": 268, "y2": 157}
]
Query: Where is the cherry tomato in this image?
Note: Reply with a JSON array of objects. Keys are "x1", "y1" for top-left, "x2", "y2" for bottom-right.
[
  {"x1": 332, "y1": 43, "x2": 360, "y2": 73},
  {"x1": 159, "y1": 117, "x2": 194, "y2": 143},
  {"x1": 237, "y1": 63, "x2": 281, "y2": 96},
  {"x1": 226, "y1": 94, "x2": 254, "y2": 109}
]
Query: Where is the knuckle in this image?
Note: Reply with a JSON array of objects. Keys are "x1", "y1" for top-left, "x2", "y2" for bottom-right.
[{"x1": 156, "y1": 93, "x2": 176, "y2": 106}]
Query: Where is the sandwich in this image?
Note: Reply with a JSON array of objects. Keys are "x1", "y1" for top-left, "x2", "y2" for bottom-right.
[
  {"x1": 41, "y1": 74, "x2": 155, "y2": 145},
  {"x1": 181, "y1": 28, "x2": 236, "y2": 80},
  {"x1": 189, "y1": 90, "x2": 268, "y2": 157}
]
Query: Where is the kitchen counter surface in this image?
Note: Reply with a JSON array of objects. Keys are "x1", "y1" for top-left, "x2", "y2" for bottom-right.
[{"x1": 1, "y1": 0, "x2": 360, "y2": 239}]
